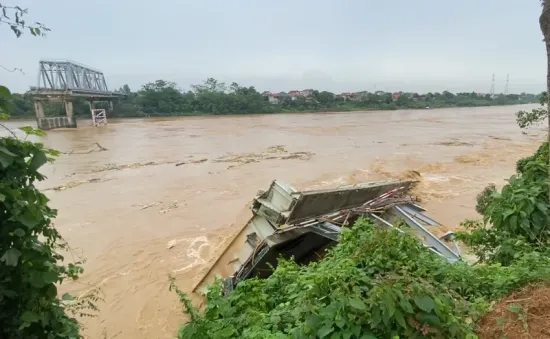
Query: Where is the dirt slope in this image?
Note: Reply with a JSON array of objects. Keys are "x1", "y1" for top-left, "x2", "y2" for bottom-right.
[{"x1": 477, "y1": 284, "x2": 550, "y2": 339}]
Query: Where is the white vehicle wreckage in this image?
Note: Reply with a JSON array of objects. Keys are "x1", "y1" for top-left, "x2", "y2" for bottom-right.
[{"x1": 193, "y1": 179, "x2": 460, "y2": 295}]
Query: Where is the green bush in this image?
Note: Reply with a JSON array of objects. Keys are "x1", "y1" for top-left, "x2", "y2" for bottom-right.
[
  {"x1": 172, "y1": 216, "x2": 550, "y2": 339},
  {"x1": 175, "y1": 221, "x2": 478, "y2": 339},
  {"x1": 459, "y1": 142, "x2": 549, "y2": 265},
  {"x1": 516, "y1": 141, "x2": 548, "y2": 175},
  {"x1": 0, "y1": 135, "x2": 84, "y2": 339},
  {"x1": 1, "y1": 83, "x2": 83, "y2": 338}
]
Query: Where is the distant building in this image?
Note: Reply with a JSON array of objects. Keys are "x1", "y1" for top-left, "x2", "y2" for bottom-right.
[
  {"x1": 300, "y1": 89, "x2": 314, "y2": 97},
  {"x1": 340, "y1": 92, "x2": 357, "y2": 101},
  {"x1": 392, "y1": 92, "x2": 401, "y2": 100},
  {"x1": 287, "y1": 90, "x2": 302, "y2": 100},
  {"x1": 262, "y1": 91, "x2": 280, "y2": 104}
]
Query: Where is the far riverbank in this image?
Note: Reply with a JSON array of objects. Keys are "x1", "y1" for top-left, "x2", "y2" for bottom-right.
[{"x1": 5, "y1": 102, "x2": 540, "y2": 121}]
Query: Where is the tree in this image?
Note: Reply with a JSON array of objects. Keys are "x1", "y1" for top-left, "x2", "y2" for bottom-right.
[
  {"x1": 315, "y1": 91, "x2": 335, "y2": 107},
  {"x1": 138, "y1": 80, "x2": 188, "y2": 114},
  {"x1": 396, "y1": 93, "x2": 411, "y2": 106},
  {"x1": 516, "y1": 92, "x2": 547, "y2": 128},
  {"x1": 540, "y1": 0, "x2": 550, "y2": 204},
  {"x1": 442, "y1": 90, "x2": 455, "y2": 101},
  {"x1": 191, "y1": 78, "x2": 227, "y2": 94},
  {"x1": 142, "y1": 80, "x2": 178, "y2": 92}
]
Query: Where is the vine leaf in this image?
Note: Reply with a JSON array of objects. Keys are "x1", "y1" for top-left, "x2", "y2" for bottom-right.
[
  {"x1": 20, "y1": 311, "x2": 39, "y2": 325},
  {"x1": 19, "y1": 126, "x2": 45, "y2": 136},
  {"x1": 1, "y1": 248, "x2": 22, "y2": 266},
  {"x1": 0, "y1": 146, "x2": 16, "y2": 162},
  {"x1": 43, "y1": 270, "x2": 59, "y2": 284},
  {"x1": 383, "y1": 293, "x2": 396, "y2": 317},
  {"x1": 317, "y1": 325, "x2": 334, "y2": 338},
  {"x1": 216, "y1": 327, "x2": 235, "y2": 338},
  {"x1": 0, "y1": 85, "x2": 11, "y2": 97},
  {"x1": 349, "y1": 297, "x2": 367, "y2": 310},
  {"x1": 413, "y1": 296, "x2": 435, "y2": 313},
  {"x1": 0, "y1": 146, "x2": 16, "y2": 157},
  {"x1": 507, "y1": 303, "x2": 522, "y2": 313},
  {"x1": 29, "y1": 271, "x2": 47, "y2": 288},
  {"x1": 0, "y1": 152, "x2": 14, "y2": 168},
  {"x1": 394, "y1": 309, "x2": 407, "y2": 329},
  {"x1": 13, "y1": 228, "x2": 25, "y2": 237},
  {"x1": 62, "y1": 293, "x2": 74, "y2": 301},
  {"x1": 29, "y1": 150, "x2": 47, "y2": 171},
  {"x1": 16, "y1": 212, "x2": 40, "y2": 229}
]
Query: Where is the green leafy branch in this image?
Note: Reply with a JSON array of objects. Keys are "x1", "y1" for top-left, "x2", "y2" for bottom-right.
[{"x1": 0, "y1": 3, "x2": 50, "y2": 37}]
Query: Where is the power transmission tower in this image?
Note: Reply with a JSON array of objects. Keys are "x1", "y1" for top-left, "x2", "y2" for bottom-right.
[
  {"x1": 490, "y1": 74, "x2": 495, "y2": 96},
  {"x1": 504, "y1": 74, "x2": 509, "y2": 95}
]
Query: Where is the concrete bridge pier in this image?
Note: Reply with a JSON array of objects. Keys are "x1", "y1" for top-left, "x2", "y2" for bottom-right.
[
  {"x1": 34, "y1": 101, "x2": 45, "y2": 119},
  {"x1": 35, "y1": 99, "x2": 77, "y2": 130},
  {"x1": 64, "y1": 101, "x2": 73, "y2": 118}
]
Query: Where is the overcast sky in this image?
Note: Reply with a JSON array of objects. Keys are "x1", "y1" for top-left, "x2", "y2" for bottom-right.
[{"x1": 0, "y1": 0, "x2": 546, "y2": 94}]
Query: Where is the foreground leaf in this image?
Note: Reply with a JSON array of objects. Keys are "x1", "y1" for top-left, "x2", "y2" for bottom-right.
[{"x1": 1, "y1": 248, "x2": 22, "y2": 266}]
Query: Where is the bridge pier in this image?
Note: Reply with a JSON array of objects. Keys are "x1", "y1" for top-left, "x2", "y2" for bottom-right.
[
  {"x1": 34, "y1": 101, "x2": 45, "y2": 119},
  {"x1": 64, "y1": 101, "x2": 73, "y2": 118},
  {"x1": 34, "y1": 99, "x2": 77, "y2": 130}
]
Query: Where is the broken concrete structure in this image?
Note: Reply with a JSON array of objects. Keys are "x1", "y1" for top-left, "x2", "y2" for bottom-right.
[{"x1": 193, "y1": 180, "x2": 460, "y2": 295}]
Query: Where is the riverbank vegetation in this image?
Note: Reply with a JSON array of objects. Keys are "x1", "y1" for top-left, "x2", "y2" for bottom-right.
[
  {"x1": 0, "y1": 114, "x2": 86, "y2": 339},
  {"x1": 7, "y1": 78, "x2": 541, "y2": 118},
  {"x1": 0, "y1": 5, "x2": 91, "y2": 339}
]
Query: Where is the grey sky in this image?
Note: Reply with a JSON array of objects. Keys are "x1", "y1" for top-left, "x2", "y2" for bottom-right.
[{"x1": 1, "y1": 0, "x2": 546, "y2": 94}]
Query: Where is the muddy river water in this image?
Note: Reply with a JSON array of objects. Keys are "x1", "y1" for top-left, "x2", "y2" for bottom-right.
[{"x1": 1, "y1": 104, "x2": 546, "y2": 338}]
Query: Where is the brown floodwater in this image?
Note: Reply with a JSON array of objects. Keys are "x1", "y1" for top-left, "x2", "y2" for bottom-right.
[{"x1": 1, "y1": 105, "x2": 546, "y2": 338}]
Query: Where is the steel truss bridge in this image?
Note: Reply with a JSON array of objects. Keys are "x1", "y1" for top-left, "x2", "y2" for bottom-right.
[
  {"x1": 29, "y1": 59, "x2": 125, "y2": 99},
  {"x1": 29, "y1": 60, "x2": 125, "y2": 129}
]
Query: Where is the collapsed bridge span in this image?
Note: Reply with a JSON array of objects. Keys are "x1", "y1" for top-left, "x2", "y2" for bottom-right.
[{"x1": 193, "y1": 179, "x2": 460, "y2": 295}]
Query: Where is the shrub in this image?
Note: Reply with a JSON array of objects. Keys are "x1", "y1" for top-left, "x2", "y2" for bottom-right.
[{"x1": 1, "y1": 131, "x2": 82, "y2": 339}]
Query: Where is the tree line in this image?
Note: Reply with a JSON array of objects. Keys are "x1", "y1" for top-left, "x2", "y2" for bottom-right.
[{"x1": 7, "y1": 78, "x2": 541, "y2": 118}]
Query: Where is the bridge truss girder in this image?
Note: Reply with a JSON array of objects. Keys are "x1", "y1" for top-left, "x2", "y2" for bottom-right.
[{"x1": 37, "y1": 60, "x2": 110, "y2": 93}]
